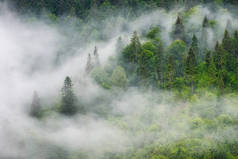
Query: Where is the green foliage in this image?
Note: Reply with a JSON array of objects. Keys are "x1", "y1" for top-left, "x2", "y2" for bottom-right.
[
  {"x1": 91, "y1": 67, "x2": 112, "y2": 89},
  {"x1": 111, "y1": 66, "x2": 128, "y2": 88},
  {"x1": 146, "y1": 27, "x2": 160, "y2": 39},
  {"x1": 60, "y1": 76, "x2": 78, "y2": 115}
]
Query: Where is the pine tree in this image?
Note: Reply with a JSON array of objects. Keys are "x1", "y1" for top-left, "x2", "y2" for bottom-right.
[
  {"x1": 191, "y1": 34, "x2": 200, "y2": 61},
  {"x1": 165, "y1": 55, "x2": 175, "y2": 90},
  {"x1": 30, "y1": 91, "x2": 42, "y2": 118},
  {"x1": 201, "y1": 16, "x2": 209, "y2": 52},
  {"x1": 131, "y1": 31, "x2": 142, "y2": 63},
  {"x1": 155, "y1": 43, "x2": 164, "y2": 82},
  {"x1": 222, "y1": 29, "x2": 235, "y2": 55},
  {"x1": 172, "y1": 16, "x2": 186, "y2": 42},
  {"x1": 85, "y1": 53, "x2": 93, "y2": 74},
  {"x1": 234, "y1": 30, "x2": 238, "y2": 58},
  {"x1": 93, "y1": 46, "x2": 100, "y2": 66},
  {"x1": 60, "y1": 76, "x2": 77, "y2": 116},
  {"x1": 222, "y1": 30, "x2": 236, "y2": 72},
  {"x1": 216, "y1": 44, "x2": 226, "y2": 70},
  {"x1": 226, "y1": 19, "x2": 233, "y2": 33},
  {"x1": 202, "y1": 16, "x2": 209, "y2": 28},
  {"x1": 185, "y1": 47, "x2": 197, "y2": 93},
  {"x1": 205, "y1": 50, "x2": 212, "y2": 68}
]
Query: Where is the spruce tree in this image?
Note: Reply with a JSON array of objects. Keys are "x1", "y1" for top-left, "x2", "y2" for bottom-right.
[
  {"x1": 201, "y1": 16, "x2": 209, "y2": 52},
  {"x1": 93, "y1": 46, "x2": 100, "y2": 66},
  {"x1": 85, "y1": 53, "x2": 93, "y2": 74},
  {"x1": 191, "y1": 34, "x2": 200, "y2": 61},
  {"x1": 60, "y1": 76, "x2": 77, "y2": 116},
  {"x1": 222, "y1": 30, "x2": 236, "y2": 72},
  {"x1": 202, "y1": 16, "x2": 209, "y2": 28},
  {"x1": 172, "y1": 16, "x2": 186, "y2": 42},
  {"x1": 205, "y1": 50, "x2": 212, "y2": 69},
  {"x1": 222, "y1": 29, "x2": 235, "y2": 55},
  {"x1": 185, "y1": 47, "x2": 197, "y2": 93},
  {"x1": 155, "y1": 43, "x2": 164, "y2": 82},
  {"x1": 30, "y1": 91, "x2": 42, "y2": 118},
  {"x1": 165, "y1": 55, "x2": 175, "y2": 90},
  {"x1": 234, "y1": 30, "x2": 238, "y2": 58},
  {"x1": 131, "y1": 31, "x2": 142, "y2": 63}
]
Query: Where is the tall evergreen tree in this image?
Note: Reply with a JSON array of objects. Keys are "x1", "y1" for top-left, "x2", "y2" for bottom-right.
[
  {"x1": 86, "y1": 53, "x2": 93, "y2": 74},
  {"x1": 215, "y1": 44, "x2": 226, "y2": 70},
  {"x1": 172, "y1": 16, "x2": 186, "y2": 42},
  {"x1": 222, "y1": 29, "x2": 235, "y2": 55},
  {"x1": 233, "y1": 30, "x2": 238, "y2": 58},
  {"x1": 185, "y1": 47, "x2": 197, "y2": 93},
  {"x1": 93, "y1": 46, "x2": 100, "y2": 66},
  {"x1": 131, "y1": 31, "x2": 142, "y2": 63},
  {"x1": 201, "y1": 16, "x2": 209, "y2": 52},
  {"x1": 191, "y1": 34, "x2": 200, "y2": 61},
  {"x1": 205, "y1": 50, "x2": 212, "y2": 69},
  {"x1": 165, "y1": 55, "x2": 175, "y2": 90},
  {"x1": 222, "y1": 30, "x2": 236, "y2": 72},
  {"x1": 30, "y1": 91, "x2": 42, "y2": 118},
  {"x1": 155, "y1": 42, "x2": 164, "y2": 82},
  {"x1": 60, "y1": 76, "x2": 77, "y2": 116},
  {"x1": 202, "y1": 16, "x2": 209, "y2": 28}
]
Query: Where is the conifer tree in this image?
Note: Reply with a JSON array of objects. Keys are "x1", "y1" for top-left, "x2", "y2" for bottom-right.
[
  {"x1": 205, "y1": 50, "x2": 217, "y2": 84},
  {"x1": 185, "y1": 47, "x2": 197, "y2": 93},
  {"x1": 234, "y1": 30, "x2": 238, "y2": 58},
  {"x1": 172, "y1": 16, "x2": 186, "y2": 42},
  {"x1": 85, "y1": 53, "x2": 93, "y2": 74},
  {"x1": 94, "y1": 46, "x2": 100, "y2": 66},
  {"x1": 202, "y1": 16, "x2": 209, "y2": 28},
  {"x1": 60, "y1": 76, "x2": 77, "y2": 116},
  {"x1": 131, "y1": 31, "x2": 142, "y2": 63},
  {"x1": 165, "y1": 55, "x2": 175, "y2": 90},
  {"x1": 155, "y1": 43, "x2": 164, "y2": 82},
  {"x1": 201, "y1": 16, "x2": 209, "y2": 52},
  {"x1": 191, "y1": 34, "x2": 200, "y2": 61},
  {"x1": 222, "y1": 29, "x2": 235, "y2": 55},
  {"x1": 226, "y1": 19, "x2": 233, "y2": 33},
  {"x1": 30, "y1": 91, "x2": 42, "y2": 118},
  {"x1": 205, "y1": 50, "x2": 212, "y2": 68},
  {"x1": 222, "y1": 30, "x2": 236, "y2": 72},
  {"x1": 215, "y1": 44, "x2": 226, "y2": 70}
]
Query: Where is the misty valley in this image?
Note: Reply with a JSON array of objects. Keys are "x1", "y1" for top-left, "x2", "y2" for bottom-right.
[{"x1": 1, "y1": 0, "x2": 238, "y2": 159}]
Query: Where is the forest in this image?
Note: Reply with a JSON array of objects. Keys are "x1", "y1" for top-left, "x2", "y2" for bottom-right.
[{"x1": 0, "y1": 0, "x2": 238, "y2": 159}]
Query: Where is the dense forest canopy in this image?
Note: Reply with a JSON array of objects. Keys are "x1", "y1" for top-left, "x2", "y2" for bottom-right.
[
  {"x1": 0, "y1": 1, "x2": 238, "y2": 159},
  {"x1": 6, "y1": 0, "x2": 238, "y2": 18}
]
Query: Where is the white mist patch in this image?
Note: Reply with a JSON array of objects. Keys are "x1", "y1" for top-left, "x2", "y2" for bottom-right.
[{"x1": 0, "y1": 2, "x2": 238, "y2": 159}]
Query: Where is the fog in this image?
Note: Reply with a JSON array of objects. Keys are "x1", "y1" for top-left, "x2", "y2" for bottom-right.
[{"x1": 0, "y1": 2, "x2": 238, "y2": 159}]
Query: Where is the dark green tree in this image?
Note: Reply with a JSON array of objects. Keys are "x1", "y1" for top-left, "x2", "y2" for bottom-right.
[
  {"x1": 205, "y1": 50, "x2": 212, "y2": 69},
  {"x1": 93, "y1": 46, "x2": 100, "y2": 66},
  {"x1": 60, "y1": 76, "x2": 77, "y2": 116},
  {"x1": 222, "y1": 29, "x2": 235, "y2": 55},
  {"x1": 185, "y1": 47, "x2": 197, "y2": 93},
  {"x1": 191, "y1": 34, "x2": 200, "y2": 61},
  {"x1": 233, "y1": 30, "x2": 238, "y2": 58},
  {"x1": 122, "y1": 31, "x2": 142, "y2": 64},
  {"x1": 172, "y1": 16, "x2": 186, "y2": 42},
  {"x1": 85, "y1": 53, "x2": 93, "y2": 74},
  {"x1": 201, "y1": 16, "x2": 209, "y2": 52},
  {"x1": 165, "y1": 55, "x2": 175, "y2": 90},
  {"x1": 131, "y1": 31, "x2": 142, "y2": 63}
]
